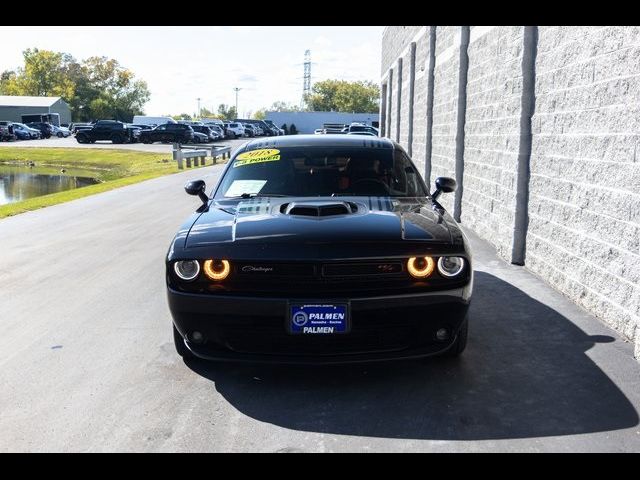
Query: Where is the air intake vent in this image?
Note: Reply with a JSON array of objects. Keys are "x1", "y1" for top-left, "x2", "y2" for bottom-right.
[{"x1": 282, "y1": 201, "x2": 356, "y2": 217}]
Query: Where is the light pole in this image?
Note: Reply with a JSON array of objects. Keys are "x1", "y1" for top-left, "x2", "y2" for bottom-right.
[
  {"x1": 196, "y1": 97, "x2": 201, "y2": 119},
  {"x1": 233, "y1": 87, "x2": 242, "y2": 118}
]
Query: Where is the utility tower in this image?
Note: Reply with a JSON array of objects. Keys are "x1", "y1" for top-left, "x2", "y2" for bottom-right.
[{"x1": 302, "y1": 49, "x2": 311, "y2": 109}]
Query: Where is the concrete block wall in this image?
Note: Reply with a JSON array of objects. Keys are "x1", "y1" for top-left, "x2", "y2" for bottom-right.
[
  {"x1": 409, "y1": 28, "x2": 431, "y2": 176},
  {"x1": 527, "y1": 26, "x2": 640, "y2": 356},
  {"x1": 381, "y1": 25, "x2": 640, "y2": 359},
  {"x1": 462, "y1": 26, "x2": 526, "y2": 261},
  {"x1": 429, "y1": 26, "x2": 463, "y2": 214}
]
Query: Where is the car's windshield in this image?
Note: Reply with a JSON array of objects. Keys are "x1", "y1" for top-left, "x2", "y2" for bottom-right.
[{"x1": 215, "y1": 146, "x2": 427, "y2": 199}]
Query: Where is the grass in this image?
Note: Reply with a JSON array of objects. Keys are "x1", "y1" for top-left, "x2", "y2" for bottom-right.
[{"x1": 0, "y1": 147, "x2": 188, "y2": 219}]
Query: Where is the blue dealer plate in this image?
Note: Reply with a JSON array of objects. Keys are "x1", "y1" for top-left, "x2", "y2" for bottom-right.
[{"x1": 289, "y1": 304, "x2": 349, "y2": 334}]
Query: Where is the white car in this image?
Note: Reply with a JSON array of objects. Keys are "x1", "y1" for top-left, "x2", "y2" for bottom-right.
[
  {"x1": 51, "y1": 125, "x2": 71, "y2": 138},
  {"x1": 226, "y1": 122, "x2": 246, "y2": 138}
]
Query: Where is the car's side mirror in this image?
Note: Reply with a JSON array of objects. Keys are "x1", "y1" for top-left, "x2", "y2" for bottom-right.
[
  {"x1": 185, "y1": 180, "x2": 209, "y2": 205},
  {"x1": 431, "y1": 177, "x2": 457, "y2": 201}
]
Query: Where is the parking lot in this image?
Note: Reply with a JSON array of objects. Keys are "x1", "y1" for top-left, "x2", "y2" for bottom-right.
[
  {"x1": 0, "y1": 163, "x2": 638, "y2": 452},
  {"x1": 0, "y1": 135, "x2": 249, "y2": 153}
]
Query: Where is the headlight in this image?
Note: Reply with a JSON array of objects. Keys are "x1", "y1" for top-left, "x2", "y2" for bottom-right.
[
  {"x1": 174, "y1": 260, "x2": 200, "y2": 281},
  {"x1": 437, "y1": 256, "x2": 465, "y2": 278},
  {"x1": 407, "y1": 256, "x2": 435, "y2": 278},
  {"x1": 203, "y1": 259, "x2": 230, "y2": 281}
]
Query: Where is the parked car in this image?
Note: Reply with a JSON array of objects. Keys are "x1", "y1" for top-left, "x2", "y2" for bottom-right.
[
  {"x1": 192, "y1": 131, "x2": 209, "y2": 143},
  {"x1": 234, "y1": 118, "x2": 274, "y2": 137},
  {"x1": 139, "y1": 123, "x2": 195, "y2": 144},
  {"x1": 243, "y1": 124, "x2": 256, "y2": 137},
  {"x1": 167, "y1": 135, "x2": 471, "y2": 362},
  {"x1": 12, "y1": 123, "x2": 41, "y2": 140},
  {"x1": 132, "y1": 115, "x2": 177, "y2": 125},
  {"x1": 130, "y1": 124, "x2": 154, "y2": 131},
  {"x1": 69, "y1": 123, "x2": 92, "y2": 134},
  {"x1": 75, "y1": 120, "x2": 137, "y2": 144},
  {"x1": 225, "y1": 122, "x2": 245, "y2": 139},
  {"x1": 51, "y1": 125, "x2": 71, "y2": 138},
  {"x1": 191, "y1": 125, "x2": 217, "y2": 142},
  {"x1": 347, "y1": 131, "x2": 378, "y2": 136},
  {"x1": 348, "y1": 123, "x2": 379, "y2": 136},
  {"x1": 26, "y1": 122, "x2": 53, "y2": 139},
  {"x1": 0, "y1": 121, "x2": 16, "y2": 141},
  {"x1": 263, "y1": 119, "x2": 281, "y2": 136},
  {"x1": 208, "y1": 125, "x2": 225, "y2": 140}
]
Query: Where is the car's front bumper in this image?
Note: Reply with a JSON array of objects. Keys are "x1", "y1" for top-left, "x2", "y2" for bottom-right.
[{"x1": 168, "y1": 286, "x2": 471, "y2": 364}]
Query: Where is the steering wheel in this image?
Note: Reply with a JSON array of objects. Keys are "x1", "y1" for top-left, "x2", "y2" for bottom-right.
[{"x1": 351, "y1": 178, "x2": 390, "y2": 195}]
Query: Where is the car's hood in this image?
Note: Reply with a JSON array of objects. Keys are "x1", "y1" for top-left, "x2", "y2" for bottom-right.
[{"x1": 183, "y1": 196, "x2": 456, "y2": 258}]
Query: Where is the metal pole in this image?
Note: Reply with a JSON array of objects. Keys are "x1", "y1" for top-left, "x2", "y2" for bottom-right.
[
  {"x1": 196, "y1": 97, "x2": 201, "y2": 119},
  {"x1": 233, "y1": 87, "x2": 241, "y2": 117}
]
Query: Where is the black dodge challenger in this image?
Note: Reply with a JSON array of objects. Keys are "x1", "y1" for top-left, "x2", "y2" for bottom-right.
[{"x1": 166, "y1": 135, "x2": 472, "y2": 363}]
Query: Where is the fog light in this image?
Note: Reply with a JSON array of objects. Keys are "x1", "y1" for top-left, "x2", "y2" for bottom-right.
[
  {"x1": 190, "y1": 331, "x2": 204, "y2": 344},
  {"x1": 436, "y1": 328, "x2": 450, "y2": 341},
  {"x1": 407, "y1": 256, "x2": 435, "y2": 278}
]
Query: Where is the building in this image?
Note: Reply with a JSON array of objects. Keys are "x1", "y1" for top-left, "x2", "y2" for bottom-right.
[
  {"x1": 0, "y1": 95, "x2": 72, "y2": 125},
  {"x1": 381, "y1": 26, "x2": 640, "y2": 359},
  {"x1": 266, "y1": 111, "x2": 379, "y2": 134}
]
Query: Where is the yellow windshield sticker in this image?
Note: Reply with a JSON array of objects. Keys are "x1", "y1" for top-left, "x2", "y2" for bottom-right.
[{"x1": 234, "y1": 149, "x2": 281, "y2": 167}]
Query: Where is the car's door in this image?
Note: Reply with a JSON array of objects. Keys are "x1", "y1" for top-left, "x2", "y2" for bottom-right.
[{"x1": 153, "y1": 124, "x2": 167, "y2": 141}]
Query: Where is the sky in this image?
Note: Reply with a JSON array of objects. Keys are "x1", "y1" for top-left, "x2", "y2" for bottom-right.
[{"x1": 0, "y1": 26, "x2": 384, "y2": 117}]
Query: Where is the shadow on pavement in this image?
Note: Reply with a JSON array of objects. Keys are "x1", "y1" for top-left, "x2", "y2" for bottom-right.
[{"x1": 185, "y1": 271, "x2": 639, "y2": 440}]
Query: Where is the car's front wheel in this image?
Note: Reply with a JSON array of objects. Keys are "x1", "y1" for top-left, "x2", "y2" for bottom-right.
[{"x1": 173, "y1": 325, "x2": 195, "y2": 360}]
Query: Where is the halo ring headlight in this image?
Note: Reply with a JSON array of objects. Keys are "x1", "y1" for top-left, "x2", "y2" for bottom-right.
[
  {"x1": 407, "y1": 256, "x2": 435, "y2": 278},
  {"x1": 203, "y1": 259, "x2": 231, "y2": 281},
  {"x1": 437, "y1": 256, "x2": 465, "y2": 278},
  {"x1": 174, "y1": 260, "x2": 200, "y2": 281}
]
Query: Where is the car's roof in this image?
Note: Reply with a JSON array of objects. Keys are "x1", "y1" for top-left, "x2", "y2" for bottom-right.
[{"x1": 241, "y1": 134, "x2": 394, "y2": 152}]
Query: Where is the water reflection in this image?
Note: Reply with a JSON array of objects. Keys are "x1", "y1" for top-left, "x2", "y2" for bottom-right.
[{"x1": 0, "y1": 165, "x2": 99, "y2": 205}]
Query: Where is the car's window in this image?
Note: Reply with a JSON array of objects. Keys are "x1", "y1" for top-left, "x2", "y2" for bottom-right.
[
  {"x1": 215, "y1": 147, "x2": 428, "y2": 198},
  {"x1": 155, "y1": 125, "x2": 167, "y2": 131}
]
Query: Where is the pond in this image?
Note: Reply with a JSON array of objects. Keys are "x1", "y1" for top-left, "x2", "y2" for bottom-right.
[{"x1": 0, "y1": 164, "x2": 100, "y2": 205}]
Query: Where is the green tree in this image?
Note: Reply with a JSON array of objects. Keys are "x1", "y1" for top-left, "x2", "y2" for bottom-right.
[
  {"x1": 253, "y1": 109, "x2": 266, "y2": 120},
  {"x1": 171, "y1": 113, "x2": 193, "y2": 120},
  {"x1": 0, "y1": 48, "x2": 150, "y2": 122},
  {"x1": 304, "y1": 80, "x2": 379, "y2": 113},
  {"x1": 268, "y1": 101, "x2": 300, "y2": 112},
  {"x1": 217, "y1": 104, "x2": 237, "y2": 120}
]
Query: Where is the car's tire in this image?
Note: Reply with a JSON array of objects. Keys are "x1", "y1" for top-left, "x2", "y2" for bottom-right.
[
  {"x1": 111, "y1": 134, "x2": 124, "y2": 144},
  {"x1": 76, "y1": 133, "x2": 88, "y2": 144},
  {"x1": 57, "y1": 132, "x2": 63, "y2": 138},
  {"x1": 173, "y1": 325, "x2": 196, "y2": 360},
  {"x1": 444, "y1": 317, "x2": 468, "y2": 357}
]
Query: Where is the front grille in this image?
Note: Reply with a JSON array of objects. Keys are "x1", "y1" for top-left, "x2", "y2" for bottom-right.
[{"x1": 322, "y1": 262, "x2": 403, "y2": 277}]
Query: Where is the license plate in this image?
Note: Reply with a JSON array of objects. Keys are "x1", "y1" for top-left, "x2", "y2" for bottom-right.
[{"x1": 289, "y1": 304, "x2": 349, "y2": 334}]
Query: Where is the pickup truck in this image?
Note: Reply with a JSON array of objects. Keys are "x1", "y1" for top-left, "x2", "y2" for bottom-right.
[{"x1": 76, "y1": 120, "x2": 138, "y2": 144}]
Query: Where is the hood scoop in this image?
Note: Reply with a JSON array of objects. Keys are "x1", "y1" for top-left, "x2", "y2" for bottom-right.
[{"x1": 282, "y1": 201, "x2": 357, "y2": 217}]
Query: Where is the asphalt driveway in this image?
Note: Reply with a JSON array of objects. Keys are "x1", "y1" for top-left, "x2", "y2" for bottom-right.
[{"x1": 0, "y1": 163, "x2": 638, "y2": 452}]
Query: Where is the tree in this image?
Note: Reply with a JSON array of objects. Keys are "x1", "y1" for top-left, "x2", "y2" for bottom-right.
[
  {"x1": 268, "y1": 101, "x2": 300, "y2": 112},
  {"x1": 253, "y1": 109, "x2": 266, "y2": 120},
  {"x1": 171, "y1": 113, "x2": 193, "y2": 120},
  {"x1": 0, "y1": 48, "x2": 150, "y2": 122},
  {"x1": 217, "y1": 104, "x2": 237, "y2": 120},
  {"x1": 289, "y1": 123, "x2": 298, "y2": 135},
  {"x1": 304, "y1": 80, "x2": 379, "y2": 113}
]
